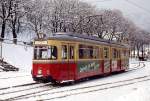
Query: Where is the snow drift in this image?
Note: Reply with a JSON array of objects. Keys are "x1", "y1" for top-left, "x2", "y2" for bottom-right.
[{"x1": 2, "y1": 42, "x2": 33, "y2": 72}]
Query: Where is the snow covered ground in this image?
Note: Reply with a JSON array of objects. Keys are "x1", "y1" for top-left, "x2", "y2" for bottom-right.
[
  {"x1": 0, "y1": 42, "x2": 150, "y2": 101},
  {"x1": 2, "y1": 42, "x2": 33, "y2": 72}
]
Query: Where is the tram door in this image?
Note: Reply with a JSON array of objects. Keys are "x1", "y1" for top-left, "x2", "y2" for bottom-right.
[
  {"x1": 68, "y1": 44, "x2": 75, "y2": 80},
  {"x1": 61, "y1": 43, "x2": 75, "y2": 80},
  {"x1": 103, "y1": 47, "x2": 111, "y2": 73}
]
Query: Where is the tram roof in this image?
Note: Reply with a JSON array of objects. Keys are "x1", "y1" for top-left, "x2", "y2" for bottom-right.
[{"x1": 36, "y1": 32, "x2": 129, "y2": 48}]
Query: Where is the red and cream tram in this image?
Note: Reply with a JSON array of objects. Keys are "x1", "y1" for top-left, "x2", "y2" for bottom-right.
[{"x1": 32, "y1": 32, "x2": 129, "y2": 83}]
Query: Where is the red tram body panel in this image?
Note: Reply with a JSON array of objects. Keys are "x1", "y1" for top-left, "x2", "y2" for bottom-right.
[
  {"x1": 32, "y1": 32, "x2": 129, "y2": 83},
  {"x1": 32, "y1": 62, "x2": 77, "y2": 82}
]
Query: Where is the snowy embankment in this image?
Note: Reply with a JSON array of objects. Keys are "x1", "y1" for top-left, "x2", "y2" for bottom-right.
[
  {"x1": 2, "y1": 42, "x2": 33, "y2": 72},
  {"x1": 0, "y1": 42, "x2": 34, "y2": 88}
]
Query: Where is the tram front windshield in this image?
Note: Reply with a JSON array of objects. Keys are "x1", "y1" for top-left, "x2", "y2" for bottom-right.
[{"x1": 34, "y1": 46, "x2": 57, "y2": 60}]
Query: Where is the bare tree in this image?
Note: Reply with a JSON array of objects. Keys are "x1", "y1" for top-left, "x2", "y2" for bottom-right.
[
  {"x1": 0, "y1": 0, "x2": 12, "y2": 41},
  {"x1": 25, "y1": 0, "x2": 50, "y2": 38},
  {"x1": 0, "y1": 0, "x2": 149, "y2": 47}
]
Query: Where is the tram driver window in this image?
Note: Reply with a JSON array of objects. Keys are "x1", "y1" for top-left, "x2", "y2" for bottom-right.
[
  {"x1": 41, "y1": 48, "x2": 47, "y2": 59},
  {"x1": 62, "y1": 45, "x2": 67, "y2": 59},
  {"x1": 34, "y1": 46, "x2": 48, "y2": 59},
  {"x1": 34, "y1": 46, "x2": 57, "y2": 60}
]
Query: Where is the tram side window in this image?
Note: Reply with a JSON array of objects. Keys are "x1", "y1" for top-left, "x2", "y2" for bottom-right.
[
  {"x1": 112, "y1": 48, "x2": 117, "y2": 59},
  {"x1": 127, "y1": 50, "x2": 129, "y2": 57},
  {"x1": 78, "y1": 44, "x2": 100, "y2": 59},
  {"x1": 89, "y1": 46, "x2": 93, "y2": 58},
  {"x1": 123, "y1": 50, "x2": 129, "y2": 58},
  {"x1": 93, "y1": 47, "x2": 99, "y2": 59},
  {"x1": 79, "y1": 45, "x2": 84, "y2": 59},
  {"x1": 121, "y1": 50, "x2": 126, "y2": 58},
  {"x1": 117, "y1": 50, "x2": 121, "y2": 59},
  {"x1": 69, "y1": 46, "x2": 74, "y2": 59},
  {"x1": 62, "y1": 45, "x2": 67, "y2": 59},
  {"x1": 79, "y1": 44, "x2": 94, "y2": 59},
  {"x1": 47, "y1": 46, "x2": 57, "y2": 59},
  {"x1": 121, "y1": 50, "x2": 124, "y2": 58},
  {"x1": 104, "y1": 47, "x2": 109, "y2": 59}
]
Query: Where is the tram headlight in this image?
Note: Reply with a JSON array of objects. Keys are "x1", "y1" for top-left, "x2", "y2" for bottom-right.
[
  {"x1": 47, "y1": 70, "x2": 50, "y2": 75},
  {"x1": 38, "y1": 68, "x2": 42, "y2": 75}
]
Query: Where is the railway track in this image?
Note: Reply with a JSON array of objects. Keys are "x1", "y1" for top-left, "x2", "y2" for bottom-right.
[
  {"x1": 0, "y1": 74, "x2": 30, "y2": 80},
  {"x1": 0, "y1": 82, "x2": 38, "y2": 91},
  {"x1": 0, "y1": 82, "x2": 59, "y2": 101},
  {"x1": 0, "y1": 87, "x2": 60, "y2": 101},
  {"x1": 0, "y1": 82, "x2": 53, "y2": 95},
  {"x1": 0, "y1": 61, "x2": 147, "y2": 101},
  {"x1": 5, "y1": 74, "x2": 150, "y2": 101},
  {"x1": 39, "y1": 75, "x2": 150, "y2": 101}
]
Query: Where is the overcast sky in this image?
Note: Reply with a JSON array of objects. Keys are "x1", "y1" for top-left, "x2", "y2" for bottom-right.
[{"x1": 83, "y1": 0, "x2": 150, "y2": 32}]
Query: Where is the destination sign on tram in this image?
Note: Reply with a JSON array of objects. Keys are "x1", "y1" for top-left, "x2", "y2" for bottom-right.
[{"x1": 34, "y1": 41, "x2": 48, "y2": 45}]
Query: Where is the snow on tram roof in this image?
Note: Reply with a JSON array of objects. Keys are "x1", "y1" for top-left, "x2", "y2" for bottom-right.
[
  {"x1": 51, "y1": 32, "x2": 108, "y2": 42},
  {"x1": 36, "y1": 32, "x2": 129, "y2": 48}
]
